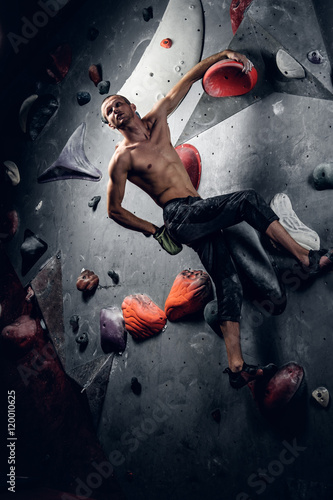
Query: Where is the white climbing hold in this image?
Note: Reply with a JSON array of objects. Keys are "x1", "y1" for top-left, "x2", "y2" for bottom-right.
[
  {"x1": 270, "y1": 193, "x2": 320, "y2": 251},
  {"x1": 35, "y1": 201, "x2": 43, "y2": 211},
  {"x1": 312, "y1": 387, "x2": 329, "y2": 408},
  {"x1": 276, "y1": 49, "x2": 305, "y2": 79},
  {"x1": 3, "y1": 160, "x2": 20, "y2": 186}
]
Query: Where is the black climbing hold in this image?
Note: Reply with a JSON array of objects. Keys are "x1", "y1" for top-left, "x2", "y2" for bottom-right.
[
  {"x1": 27, "y1": 94, "x2": 59, "y2": 141},
  {"x1": 97, "y1": 81, "x2": 110, "y2": 95},
  {"x1": 108, "y1": 270, "x2": 119, "y2": 285},
  {"x1": 211, "y1": 408, "x2": 221, "y2": 423},
  {"x1": 87, "y1": 27, "x2": 99, "y2": 41},
  {"x1": 131, "y1": 377, "x2": 142, "y2": 395},
  {"x1": 77, "y1": 92, "x2": 91, "y2": 106},
  {"x1": 204, "y1": 300, "x2": 222, "y2": 337},
  {"x1": 75, "y1": 331, "x2": 88, "y2": 345},
  {"x1": 88, "y1": 195, "x2": 101, "y2": 209},
  {"x1": 20, "y1": 229, "x2": 48, "y2": 276},
  {"x1": 70, "y1": 315, "x2": 79, "y2": 332},
  {"x1": 142, "y1": 6, "x2": 153, "y2": 22}
]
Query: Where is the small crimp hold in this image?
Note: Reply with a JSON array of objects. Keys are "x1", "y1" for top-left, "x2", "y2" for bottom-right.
[
  {"x1": 131, "y1": 377, "x2": 142, "y2": 395},
  {"x1": 160, "y1": 38, "x2": 172, "y2": 49},
  {"x1": 88, "y1": 196, "x2": 101, "y2": 209},
  {"x1": 75, "y1": 331, "x2": 88, "y2": 345}
]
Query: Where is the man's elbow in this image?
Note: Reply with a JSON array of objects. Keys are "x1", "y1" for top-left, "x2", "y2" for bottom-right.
[
  {"x1": 108, "y1": 205, "x2": 121, "y2": 221},
  {"x1": 108, "y1": 208, "x2": 116, "y2": 220}
]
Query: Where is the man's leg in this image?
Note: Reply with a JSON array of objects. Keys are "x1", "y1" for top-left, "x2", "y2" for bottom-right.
[
  {"x1": 221, "y1": 321, "x2": 243, "y2": 372},
  {"x1": 190, "y1": 231, "x2": 276, "y2": 389},
  {"x1": 221, "y1": 320, "x2": 277, "y2": 389}
]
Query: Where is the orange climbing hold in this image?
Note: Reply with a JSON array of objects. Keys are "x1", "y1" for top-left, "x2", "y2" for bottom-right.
[
  {"x1": 160, "y1": 38, "x2": 172, "y2": 49},
  {"x1": 165, "y1": 270, "x2": 213, "y2": 321},
  {"x1": 122, "y1": 294, "x2": 167, "y2": 340}
]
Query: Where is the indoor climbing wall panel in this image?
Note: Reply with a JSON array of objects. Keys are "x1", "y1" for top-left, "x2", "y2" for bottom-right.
[{"x1": 1, "y1": 0, "x2": 333, "y2": 499}]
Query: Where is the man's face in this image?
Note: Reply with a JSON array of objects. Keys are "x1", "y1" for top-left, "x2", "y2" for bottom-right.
[{"x1": 101, "y1": 96, "x2": 135, "y2": 129}]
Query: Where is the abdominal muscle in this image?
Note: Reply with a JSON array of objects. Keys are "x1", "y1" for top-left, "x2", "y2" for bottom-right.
[{"x1": 129, "y1": 158, "x2": 200, "y2": 208}]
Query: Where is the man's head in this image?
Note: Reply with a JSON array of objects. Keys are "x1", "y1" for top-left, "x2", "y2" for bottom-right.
[{"x1": 101, "y1": 94, "x2": 136, "y2": 129}]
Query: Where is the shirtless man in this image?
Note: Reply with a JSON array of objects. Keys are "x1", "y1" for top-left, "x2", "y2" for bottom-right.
[{"x1": 101, "y1": 49, "x2": 333, "y2": 389}]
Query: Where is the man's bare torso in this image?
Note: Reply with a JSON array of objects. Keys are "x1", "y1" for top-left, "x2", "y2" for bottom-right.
[{"x1": 114, "y1": 111, "x2": 199, "y2": 208}]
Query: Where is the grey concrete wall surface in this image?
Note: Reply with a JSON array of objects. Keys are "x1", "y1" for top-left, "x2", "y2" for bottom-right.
[{"x1": 2, "y1": 0, "x2": 333, "y2": 499}]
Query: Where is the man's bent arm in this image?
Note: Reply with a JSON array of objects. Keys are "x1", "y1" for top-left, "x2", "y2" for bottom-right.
[
  {"x1": 162, "y1": 49, "x2": 252, "y2": 116},
  {"x1": 107, "y1": 156, "x2": 156, "y2": 236},
  {"x1": 108, "y1": 190, "x2": 157, "y2": 236}
]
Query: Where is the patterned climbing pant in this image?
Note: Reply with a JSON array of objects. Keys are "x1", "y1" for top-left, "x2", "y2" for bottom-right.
[{"x1": 163, "y1": 189, "x2": 279, "y2": 323}]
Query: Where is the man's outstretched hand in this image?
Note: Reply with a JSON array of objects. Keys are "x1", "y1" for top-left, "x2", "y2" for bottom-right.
[
  {"x1": 226, "y1": 50, "x2": 254, "y2": 74},
  {"x1": 153, "y1": 225, "x2": 183, "y2": 255}
]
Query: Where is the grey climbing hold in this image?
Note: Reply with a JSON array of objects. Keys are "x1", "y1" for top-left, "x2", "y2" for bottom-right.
[
  {"x1": 76, "y1": 331, "x2": 88, "y2": 345},
  {"x1": 37, "y1": 123, "x2": 102, "y2": 183},
  {"x1": 97, "y1": 81, "x2": 110, "y2": 95},
  {"x1": 77, "y1": 92, "x2": 91, "y2": 106},
  {"x1": 270, "y1": 193, "x2": 320, "y2": 251},
  {"x1": 70, "y1": 315, "x2": 79, "y2": 332},
  {"x1": 307, "y1": 50, "x2": 323, "y2": 64},
  {"x1": 20, "y1": 229, "x2": 48, "y2": 276},
  {"x1": 312, "y1": 386, "x2": 329, "y2": 408},
  {"x1": 276, "y1": 49, "x2": 305, "y2": 79},
  {"x1": 88, "y1": 196, "x2": 101, "y2": 209},
  {"x1": 313, "y1": 163, "x2": 333, "y2": 190}
]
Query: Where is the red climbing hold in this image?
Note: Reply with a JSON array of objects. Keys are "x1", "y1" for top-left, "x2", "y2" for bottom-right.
[
  {"x1": 230, "y1": 0, "x2": 254, "y2": 34},
  {"x1": 248, "y1": 362, "x2": 304, "y2": 413},
  {"x1": 46, "y1": 44, "x2": 72, "y2": 83},
  {"x1": 160, "y1": 38, "x2": 172, "y2": 49},
  {"x1": 203, "y1": 60, "x2": 258, "y2": 98},
  {"x1": 175, "y1": 144, "x2": 201, "y2": 190}
]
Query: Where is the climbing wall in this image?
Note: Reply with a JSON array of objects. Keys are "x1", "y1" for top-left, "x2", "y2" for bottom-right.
[{"x1": 1, "y1": 0, "x2": 333, "y2": 499}]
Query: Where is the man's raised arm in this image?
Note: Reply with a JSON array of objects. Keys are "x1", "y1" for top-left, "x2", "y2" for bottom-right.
[
  {"x1": 107, "y1": 151, "x2": 156, "y2": 236},
  {"x1": 161, "y1": 49, "x2": 253, "y2": 116}
]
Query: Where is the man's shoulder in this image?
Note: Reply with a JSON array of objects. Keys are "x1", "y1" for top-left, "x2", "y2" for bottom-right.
[{"x1": 109, "y1": 142, "x2": 130, "y2": 171}]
